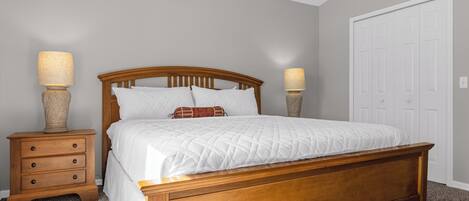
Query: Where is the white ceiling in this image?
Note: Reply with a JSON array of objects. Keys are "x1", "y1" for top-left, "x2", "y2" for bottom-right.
[{"x1": 290, "y1": 0, "x2": 329, "y2": 6}]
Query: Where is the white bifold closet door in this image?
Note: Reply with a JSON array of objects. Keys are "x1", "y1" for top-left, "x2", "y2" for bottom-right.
[{"x1": 352, "y1": 0, "x2": 450, "y2": 183}]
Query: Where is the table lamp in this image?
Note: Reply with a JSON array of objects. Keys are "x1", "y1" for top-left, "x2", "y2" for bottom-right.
[
  {"x1": 38, "y1": 51, "x2": 74, "y2": 133},
  {"x1": 284, "y1": 68, "x2": 305, "y2": 117}
]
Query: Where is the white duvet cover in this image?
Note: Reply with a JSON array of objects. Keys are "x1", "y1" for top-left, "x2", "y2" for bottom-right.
[{"x1": 108, "y1": 115, "x2": 409, "y2": 184}]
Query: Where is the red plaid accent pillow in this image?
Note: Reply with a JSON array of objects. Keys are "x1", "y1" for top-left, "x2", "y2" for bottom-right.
[{"x1": 172, "y1": 106, "x2": 226, "y2": 119}]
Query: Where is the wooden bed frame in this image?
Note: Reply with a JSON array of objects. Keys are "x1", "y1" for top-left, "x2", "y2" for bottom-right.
[{"x1": 98, "y1": 66, "x2": 433, "y2": 201}]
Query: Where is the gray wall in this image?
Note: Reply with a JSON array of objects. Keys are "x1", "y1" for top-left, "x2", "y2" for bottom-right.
[
  {"x1": 0, "y1": 0, "x2": 319, "y2": 190},
  {"x1": 318, "y1": 0, "x2": 469, "y2": 183}
]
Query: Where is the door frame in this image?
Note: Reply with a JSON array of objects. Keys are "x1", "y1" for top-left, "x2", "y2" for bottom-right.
[{"x1": 348, "y1": 0, "x2": 453, "y2": 184}]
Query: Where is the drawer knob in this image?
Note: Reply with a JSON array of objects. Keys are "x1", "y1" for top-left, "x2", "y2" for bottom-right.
[
  {"x1": 72, "y1": 143, "x2": 78, "y2": 148},
  {"x1": 30, "y1": 146, "x2": 36, "y2": 151},
  {"x1": 72, "y1": 159, "x2": 78, "y2": 164},
  {"x1": 31, "y1": 162, "x2": 37, "y2": 168},
  {"x1": 31, "y1": 179, "x2": 37, "y2": 184},
  {"x1": 73, "y1": 175, "x2": 78, "y2": 180}
]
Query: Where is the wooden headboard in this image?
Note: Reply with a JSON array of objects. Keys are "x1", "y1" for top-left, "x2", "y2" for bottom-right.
[{"x1": 98, "y1": 66, "x2": 264, "y2": 178}]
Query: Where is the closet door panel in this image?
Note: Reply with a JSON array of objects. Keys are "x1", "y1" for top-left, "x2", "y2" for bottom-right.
[
  {"x1": 371, "y1": 14, "x2": 394, "y2": 125},
  {"x1": 394, "y1": 6, "x2": 421, "y2": 143},
  {"x1": 352, "y1": 0, "x2": 450, "y2": 184},
  {"x1": 353, "y1": 20, "x2": 374, "y2": 123},
  {"x1": 419, "y1": 0, "x2": 448, "y2": 183}
]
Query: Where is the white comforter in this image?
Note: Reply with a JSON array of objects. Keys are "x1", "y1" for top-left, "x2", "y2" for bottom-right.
[{"x1": 108, "y1": 115, "x2": 408, "y2": 184}]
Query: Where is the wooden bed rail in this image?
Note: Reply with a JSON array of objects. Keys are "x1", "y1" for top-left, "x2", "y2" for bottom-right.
[{"x1": 139, "y1": 143, "x2": 433, "y2": 201}]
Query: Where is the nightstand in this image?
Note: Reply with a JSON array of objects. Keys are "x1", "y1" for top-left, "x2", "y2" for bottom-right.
[{"x1": 7, "y1": 130, "x2": 98, "y2": 201}]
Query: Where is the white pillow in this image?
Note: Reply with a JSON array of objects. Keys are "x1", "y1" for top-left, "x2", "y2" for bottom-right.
[
  {"x1": 113, "y1": 87, "x2": 194, "y2": 120},
  {"x1": 191, "y1": 86, "x2": 258, "y2": 116}
]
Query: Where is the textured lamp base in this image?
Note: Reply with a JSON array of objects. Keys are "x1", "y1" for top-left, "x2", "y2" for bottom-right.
[
  {"x1": 286, "y1": 91, "x2": 303, "y2": 117},
  {"x1": 42, "y1": 87, "x2": 71, "y2": 133}
]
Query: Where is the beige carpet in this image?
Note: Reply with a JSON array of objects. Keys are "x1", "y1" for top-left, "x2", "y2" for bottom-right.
[
  {"x1": 428, "y1": 182, "x2": 469, "y2": 201},
  {"x1": 2, "y1": 182, "x2": 468, "y2": 201}
]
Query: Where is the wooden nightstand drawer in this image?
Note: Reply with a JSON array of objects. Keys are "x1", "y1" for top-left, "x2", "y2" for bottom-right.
[
  {"x1": 21, "y1": 138, "x2": 86, "y2": 157},
  {"x1": 21, "y1": 170, "x2": 86, "y2": 190},
  {"x1": 22, "y1": 154, "x2": 86, "y2": 173}
]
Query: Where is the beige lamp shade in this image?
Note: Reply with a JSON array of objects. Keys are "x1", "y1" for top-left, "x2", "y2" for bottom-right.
[
  {"x1": 284, "y1": 67, "x2": 305, "y2": 91},
  {"x1": 38, "y1": 51, "x2": 74, "y2": 87}
]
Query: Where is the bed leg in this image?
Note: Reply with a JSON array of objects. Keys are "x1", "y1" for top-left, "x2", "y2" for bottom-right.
[
  {"x1": 146, "y1": 192, "x2": 169, "y2": 201},
  {"x1": 418, "y1": 151, "x2": 429, "y2": 201}
]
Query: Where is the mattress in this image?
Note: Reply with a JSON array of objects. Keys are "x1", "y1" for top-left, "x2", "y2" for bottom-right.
[{"x1": 107, "y1": 115, "x2": 409, "y2": 184}]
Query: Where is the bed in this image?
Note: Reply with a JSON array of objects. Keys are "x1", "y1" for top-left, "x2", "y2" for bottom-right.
[{"x1": 98, "y1": 66, "x2": 433, "y2": 201}]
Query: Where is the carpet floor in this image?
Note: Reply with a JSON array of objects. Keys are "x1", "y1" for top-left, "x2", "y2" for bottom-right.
[{"x1": 2, "y1": 182, "x2": 468, "y2": 201}]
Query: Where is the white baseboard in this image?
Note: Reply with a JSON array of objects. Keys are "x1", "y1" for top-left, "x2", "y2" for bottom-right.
[
  {"x1": 448, "y1": 180, "x2": 469, "y2": 192},
  {"x1": 0, "y1": 179, "x2": 103, "y2": 199},
  {"x1": 0, "y1": 190, "x2": 10, "y2": 199}
]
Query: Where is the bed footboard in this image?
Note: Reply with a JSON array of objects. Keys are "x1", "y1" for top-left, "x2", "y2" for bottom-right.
[{"x1": 139, "y1": 143, "x2": 432, "y2": 201}]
